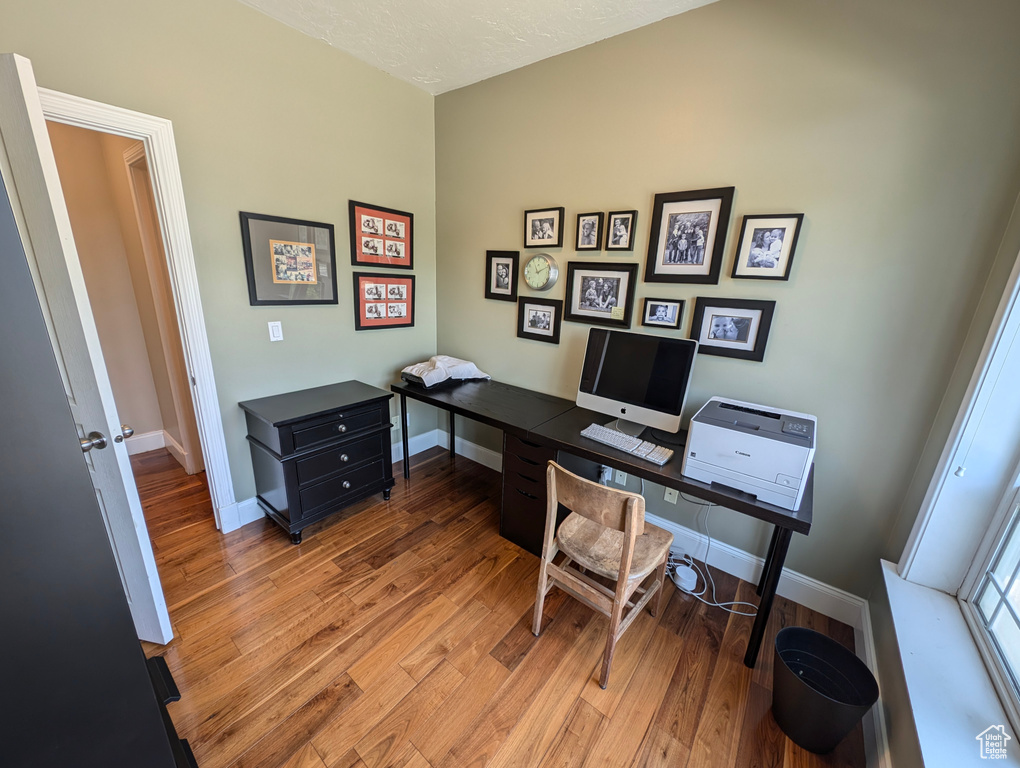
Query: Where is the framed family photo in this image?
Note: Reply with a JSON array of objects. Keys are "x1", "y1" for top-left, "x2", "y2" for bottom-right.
[
  {"x1": 575, "y1": 212, "x2": 604, "y2": 251},
  {"x1": 563, "y1": 262, "x2": 638, "y2": 328},
  {"x1": 485, "y1": 250, "x2": 519, "y2": 302},
  {"x1": 524, "y1": 207, "x2": 565, "y2": 248},
  {"x1": 605, "y1": 210, "x2": 637, "y2": 251},
  {"x1": 517, "y1": 297, "x2": 563, "y2": 344},
  {"x1": 352, "y1": 272, "x2": 416, "y2": 330},
  {"x1": 731, "y1": 214, "x2": 804, "y2": 280},
  {"x1": 240, "y1": 211, "x2": 337, "y2": 306},
  {"x1": 641, "y1": 298, "x2": 684, "y2": 330},
  {"x1": 349, "y1": 200, "x2": 414, "y2": 270},
  {"x1": 689, "y1": 297, "x2": 775, "y2": 361},
  {"x1": 644, "y1": 187, "x2": 735, "y2": 284}
]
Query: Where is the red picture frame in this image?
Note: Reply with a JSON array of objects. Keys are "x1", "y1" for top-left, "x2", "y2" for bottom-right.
[
  {"x1": 349, "y1": 200, "x2": 414, "y2": 270},
  {"x1": 353, "y1": 272, "x2": 415, "y2": 330}
]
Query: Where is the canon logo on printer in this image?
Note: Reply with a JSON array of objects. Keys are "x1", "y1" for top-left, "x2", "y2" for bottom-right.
[{"x1": 735, "y1": 450, "x2": 751, "y2": 457}]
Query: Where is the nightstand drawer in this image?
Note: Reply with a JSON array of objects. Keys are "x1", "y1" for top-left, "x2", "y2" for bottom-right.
[
  {"x1": 295, "y1": 432, "x2": 386, "y2": 486},
  {"x1": 292, "y1": 405, "x2": 385, "y2": 451},
  {"x1": 299, "y1": 459, "x2": 386, "y2": 517}
]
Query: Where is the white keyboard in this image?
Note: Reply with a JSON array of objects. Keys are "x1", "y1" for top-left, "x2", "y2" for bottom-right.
[{"x1": 580, "y1": 423, "x2": 674, "y2": 466}]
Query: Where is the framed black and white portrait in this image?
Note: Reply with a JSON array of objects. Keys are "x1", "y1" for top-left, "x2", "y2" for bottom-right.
[
  {"x1": 563, "y1": 262, "x2": 638, "y2": 328},
  {"x1": 731, "y1": 214, "x2": 804, "y2": 281},
  {"x1": 641, "y1": 297, "x2": 683, "y2": 330},
  {"x1": 605, "y1": 210, "x2": 638, "y2": 252},
  {"x1": 575, "y1": 212, "x2": 604, "y2": 251},
  {"x1": 689, "y1": 297, "x2": 775, "y2": 361},
  {"x1": 524, "y1": 207, "x2": 565, "y2": 248},
  {"x1": 645, "y1": 187, "x2": 734, "y2": 284},
  {"x1": 484, "y1": 250, "x2": 519, "y2": 302},
  {"x1": 517, "y1": 297, "x2": 563, "y2": 344}
]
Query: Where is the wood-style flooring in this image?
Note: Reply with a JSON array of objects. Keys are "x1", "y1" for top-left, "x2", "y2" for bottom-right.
[{"x1": 136, "y1": 447, "x2": 865, "y2": 768}]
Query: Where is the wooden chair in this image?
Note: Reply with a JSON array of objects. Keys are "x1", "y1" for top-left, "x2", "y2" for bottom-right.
[{"x1": 532, "y1": 461, "x2": 674, "y2": 688}]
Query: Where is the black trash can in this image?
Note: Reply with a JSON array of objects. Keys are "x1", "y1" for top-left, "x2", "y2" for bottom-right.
[{"x1": 771, "y1": 626, "x2": 879, "y2": 754}]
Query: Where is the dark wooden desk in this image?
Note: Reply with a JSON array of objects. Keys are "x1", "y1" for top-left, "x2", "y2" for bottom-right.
[{"x1": 390, "y1": 379, "x2": 813, "y2": 668}]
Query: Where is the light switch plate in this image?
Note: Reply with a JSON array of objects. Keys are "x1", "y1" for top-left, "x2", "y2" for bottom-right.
[{"x1": 268, "y1": 321, "x2": 283, "y2": 342}]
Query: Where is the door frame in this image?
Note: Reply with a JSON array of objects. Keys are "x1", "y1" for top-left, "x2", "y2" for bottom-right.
[{"x1": 38, "y1": 88, "x2": 239, "y2": 529}]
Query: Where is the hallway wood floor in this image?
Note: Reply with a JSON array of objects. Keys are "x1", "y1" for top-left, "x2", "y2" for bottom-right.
[{"x1": 136, "y1": 447, "x2": 865, "y2": 768}]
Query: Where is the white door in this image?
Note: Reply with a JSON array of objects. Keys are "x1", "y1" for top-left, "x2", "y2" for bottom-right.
[{"x1": 0, "y1": 53, "x2": 172, "y2": 643}]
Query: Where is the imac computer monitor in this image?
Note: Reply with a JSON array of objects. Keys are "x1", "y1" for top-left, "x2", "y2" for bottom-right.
[{"x1": 576, "y1": 328, "x2": 697, "y2": 435}]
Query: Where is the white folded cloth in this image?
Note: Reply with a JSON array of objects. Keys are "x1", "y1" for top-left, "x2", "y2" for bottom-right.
[{"x1": 401, "y1": 355, "x2": 491, "y2": 388}]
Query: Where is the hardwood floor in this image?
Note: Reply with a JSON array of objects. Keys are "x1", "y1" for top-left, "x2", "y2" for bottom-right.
[{"x1": 135, "y1": 447, "x2": 865, "y2": 768}]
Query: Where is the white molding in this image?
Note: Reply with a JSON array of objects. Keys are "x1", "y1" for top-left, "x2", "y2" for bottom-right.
[
  {"x1": 437, "y1": 430, "x2": 503, "y2": 472},
  {"x1": 163, "y1": 429, "x2": 186, "y2": 469},
  {"x1": 391, "y1": 427, "x2": 443, "y2": 465},
  {"x1": 124, "y1": 430, "x2": 165, "y2": 455},
  {"x1": 858, "y1": 601, "x2": 893, "y2": 768},
  {"x1": 36, "y1": 87, "x2": 237, "y2": 526}
]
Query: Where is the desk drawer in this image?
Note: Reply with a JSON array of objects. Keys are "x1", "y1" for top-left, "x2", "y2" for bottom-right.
[
  {"x1": 503, "y1": 451, "x2": 546, "y2": 488},
  {"x1": 295, "y1": 432, "x2": 386, "y2": 486},
  {"x1": 292, "y1": 405, "x2": 385, "y2": 451},
  {"x1": 299, "y1": 459, "x2": 386, "y2": 517},
  {"x1": 504, "y1": 434, "x2": 554, "y2": 466}
]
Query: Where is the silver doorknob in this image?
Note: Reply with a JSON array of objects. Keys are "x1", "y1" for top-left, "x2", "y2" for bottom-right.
[
  {"x1": 342, "y1": 481, "x2": 351, "y2": 489},
  {"x1": 80, "y1": 431, "x2": 108, "y2": 453},
  {"x1": 113, "y1": 424, "x2": 135, "y2": 443}
]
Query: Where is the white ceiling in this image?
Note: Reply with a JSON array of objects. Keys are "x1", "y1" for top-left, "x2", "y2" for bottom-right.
[{"x1": 235, "y1": 0, "x2": 718, "y2": 95}]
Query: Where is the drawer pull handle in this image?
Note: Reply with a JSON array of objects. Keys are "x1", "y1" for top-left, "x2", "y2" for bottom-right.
[
  {"x1": 516, "y1": 472, "x2": 539, "y2": 484},
  {"x1": 516, "y1": 488, "x2": 538, "y2": 500},
  {"x1": 342, "y1": 480, "x2": 352, "y2": 490},
  {"x1": 337, "y1": 424, "x2": 347, "y2": 433},
  {"x1": 340, "y1": 453, "x2": 349, "y2": 462},
  {"x1": 517, "y1": 455, "x2": 540, "y2": 466}
]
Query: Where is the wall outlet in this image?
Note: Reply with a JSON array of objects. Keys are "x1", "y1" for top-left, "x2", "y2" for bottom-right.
[
  {"x1": 664, "y1": 487, "x2": 679, "y2": 504},
  {"x1": 615, "y1": 469, "x2": 628, "y2": 485}
]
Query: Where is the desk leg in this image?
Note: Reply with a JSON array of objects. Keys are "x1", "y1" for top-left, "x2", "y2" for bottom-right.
[
  {"x1": 400, "y1": 394, "x2": 410, "y2": 480},
  {"x1": 449, "y1": 412, "x2": 456, "y2": 459},
  {"x1": 744, "y1": 527, "x2": 792, "y2": 668},
  {"x1": 757, "y1": 527, "x2": 781, "y2": 596}
]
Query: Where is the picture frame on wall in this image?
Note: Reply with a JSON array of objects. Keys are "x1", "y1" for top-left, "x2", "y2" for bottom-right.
[
  {"x1": 563, "y1": 261, "x2": 638, "y2": 328},
  {"x1": 484, "y1": 250, "x2": 519, "y2": 302},
  {"x1": 524, "y1": 207, "x2": 565, "y2": 248},
  {"x1": 240, "y1": 211, "x2": 338, "y2": 306},
  {"x1": 689, "y1": 296, "x2": 775, "y2": 361},
  {"x1": 517, "y1": 297, "x2": 563, "y2": 344},
  {"x1": 575, "y1": 212, "x2": 604, "y2": 251},
  {"x1": 349, "y1": 200, "x2": 414, "y2": 270},
  {"x1": 731, "y1": 213, "x2": 804, "y2": 281},
  {"x1": 353, "y1": 272, "x2": 416, "y2": 330},
  {"x1": 605, "y1": 210, "x2": 638, "y2": 251},
  {"x1": 644, "y1": 187, "x2": 735, "y2": 284},
  {"x1": 641, "y1": 297, "x2": 683, "y2": 330}
]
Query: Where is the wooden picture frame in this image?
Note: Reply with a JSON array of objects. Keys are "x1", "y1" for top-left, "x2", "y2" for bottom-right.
[
  {"x1": 731, "y1": 214, "x2": 804, "y2": 281},
  {"x1": 517, "y1": 297, "x2": 563, "y2": 344},
  {"x1": 349, "y1": 200, "x2": 414, "y2": 270},
  {"x1": 563, "y1": 261, "x2": 638, "y2": 328},
  {"x1": 485, "y1": 250, "x2": 519, "y2": 302},
  {"x1": 353, "y1": 272, "x2": 416, "y2": 330},
  {"x1": 641, "y1": 297, "x2": 684, "y2": 330},
  {"x1": 605, "y1": 210, "x2": 638, "y2": 251},
  {"x1": 644, "y1": 187, "x2": 735, "y2": 284},
  {"x1": 240, "y1": 211, "x2": 337, "y2": 306},
  {"x1": 689, "y1": 297, "x2": 775, "y2": 361},
  {"x1": 575, "y1": 212, "x2": 604, "y2": 251},
  {"x1": 524, "y1": 207, "x2": 565, "y2": 248}
]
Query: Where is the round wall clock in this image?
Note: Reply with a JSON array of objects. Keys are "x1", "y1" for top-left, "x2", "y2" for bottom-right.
[{"x1": 523, "y1": 253, "x2": 559, "y2": 291}]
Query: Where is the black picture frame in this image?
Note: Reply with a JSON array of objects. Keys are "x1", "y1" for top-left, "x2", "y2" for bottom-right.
[
  {"x1": 517, "y1": 297, "x2": 563, "y2": 344},
  {"x1": 644, "y1": 187, "x2": 735, "y2": 284},
  {"x1": 524, "y1": 207, "x2": 565, "y2": 248},
  {"x1": 641, "y1": 297, "x2": 684, "y2": 330},
  {"x1": 563, "y1": 261, "x2": 638, "y2": 328},
  {"x1": 352, "y1": 272, "x2": 416, "y2": 330},
  {"x1": 348, "y1": 200, "x2": 414, "y2": 270},
  {"x1": 240, "y1": 211, "x2": 337, "y2": 306},
  {"x1": 484, "y1": 250, "x2": 519, "y2": 302},
  {"x1": 731, "y1": 213, "x2": 804, "y2": 281},
  {"x1": 575, "y1": 212, "x2": 604, "y2": 251},
  {"x1": 689, "y1": 297, "x2": 775, "y2": 362},
  {"x1": 605, "y1": 210, "x2": 638, "y2": 251}
]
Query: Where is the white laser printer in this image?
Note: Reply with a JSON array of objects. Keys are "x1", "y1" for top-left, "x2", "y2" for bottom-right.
[{"x1": 680, "y1": 397, "x2": 816, "y2": 511}]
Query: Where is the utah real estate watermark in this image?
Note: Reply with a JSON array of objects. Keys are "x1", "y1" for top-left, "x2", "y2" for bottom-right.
[{"x1": 977, "y1": 725, "x2": 1011, "y2": 760}]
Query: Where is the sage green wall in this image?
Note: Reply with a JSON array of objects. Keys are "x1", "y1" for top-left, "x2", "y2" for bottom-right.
[
  {"x1": 435, "y1": 0, "x2": 1020, "y2": 595},
  {"x1": 1, "y1": 0, "x2": 438, "y2": 502}
]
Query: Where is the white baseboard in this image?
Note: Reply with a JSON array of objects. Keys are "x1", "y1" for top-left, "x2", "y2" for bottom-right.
[
  {"x1": 125, "y1": 430, "x2": 165, "y2": 455},
  {"x1": 391, "y1": 428, "x2": 444, "y2": 465},
  {"x1": 218, "y1": 496, "x2": 263, "y2": 534},
  {"x1": 164, "y1": 431, "x2": 186, "y2": 468},
  {"x1": 437, "y1": 430, "x2": 503, "y2": 472}
]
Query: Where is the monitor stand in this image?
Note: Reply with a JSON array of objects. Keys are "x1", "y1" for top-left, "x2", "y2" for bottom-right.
[{"x1": 606, "y1": 418, "x2": 645, "y2": 437}]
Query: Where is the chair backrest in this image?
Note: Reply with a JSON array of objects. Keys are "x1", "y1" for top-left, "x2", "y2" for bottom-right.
[{"x1": 546, "y1": 461, "x2": 645, "y2": 535}]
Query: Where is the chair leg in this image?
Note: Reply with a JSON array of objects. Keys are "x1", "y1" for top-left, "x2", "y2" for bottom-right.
[
  {"x1": 533, "y1": 557, "x2": 550, "y2": 637},
  {"x1": 651, "y1": 558, "x2": 669, "y2": 618},
  {"x1": 599, "y1": 600, "x2": 625, "y2": 689}
]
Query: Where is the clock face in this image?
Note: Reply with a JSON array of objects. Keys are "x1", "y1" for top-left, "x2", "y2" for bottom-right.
[{"x1": 524, "y1": 253, "x2": 559, "y2": 291}]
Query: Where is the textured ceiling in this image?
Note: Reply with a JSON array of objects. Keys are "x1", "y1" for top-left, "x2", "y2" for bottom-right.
[{"x1": 235, "y1": 0, "x2": 718, "y2": 95}]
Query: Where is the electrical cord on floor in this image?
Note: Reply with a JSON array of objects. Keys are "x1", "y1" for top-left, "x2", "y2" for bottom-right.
[{"x1": 667, "y1": 494, "x2": 758, "y2": 617}]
